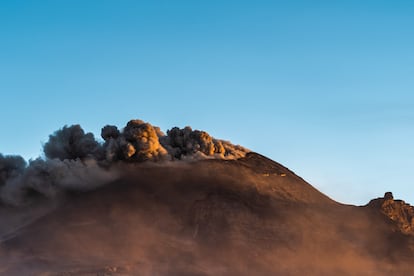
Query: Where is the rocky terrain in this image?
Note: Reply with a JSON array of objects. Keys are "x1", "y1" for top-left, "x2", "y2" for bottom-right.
[{"x1": 367, "y1": 192, "x2": 414, "y2": 235}]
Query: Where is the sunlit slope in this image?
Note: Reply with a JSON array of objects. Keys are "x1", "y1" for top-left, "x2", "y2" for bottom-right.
[{"x1": 1, "y1": 153, "x2": 414, "y2": 275}]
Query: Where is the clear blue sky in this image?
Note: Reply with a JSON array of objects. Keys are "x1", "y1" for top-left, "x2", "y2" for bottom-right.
[{"x1": 1, "y1": 1, "x2": 413, "y2": 205}]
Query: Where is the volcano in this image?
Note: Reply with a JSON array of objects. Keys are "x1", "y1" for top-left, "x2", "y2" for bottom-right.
[
  {"x1": 1, "y1": 120, "x2": 414, "y2": 275},
  {"x1": 1, "y1": 152, "x2": 414, "y2": 275}
]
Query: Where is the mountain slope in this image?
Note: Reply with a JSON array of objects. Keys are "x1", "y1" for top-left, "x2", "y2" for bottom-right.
[{"x1": 1, "y1": 153, "x2": 414, "y2": 275}]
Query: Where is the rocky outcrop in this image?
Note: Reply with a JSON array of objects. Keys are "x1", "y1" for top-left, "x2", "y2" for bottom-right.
[{"x1": 367, "y1": 192, "x2": 414, "y2": 235}]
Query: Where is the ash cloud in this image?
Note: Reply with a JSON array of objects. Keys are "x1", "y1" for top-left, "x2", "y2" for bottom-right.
[
  {"x1": 101, "y1": 120, "x2": 247, "y2": 162},
  {"x1": 1, "y1": 158, "x2": 119, "y2": 206},
  {"x1": 0, "y1": 154, "x2": 26, "y2": 186},
  {"x1": 0, "y1": 119, "x2": 249, "y2": 206},
  {"x1": 161, "y1": 126, "x2": 247, "y2": 160},
  {"x1": 43, "y1": 124, "x2": 101, "y2": 160},
  {"x1": 101, "y1": 120, "x2": 168, "y2": 162}
]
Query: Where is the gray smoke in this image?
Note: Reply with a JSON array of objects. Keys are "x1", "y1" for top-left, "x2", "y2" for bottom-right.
[
  {"x1": 101, "y1": 121, "x2": 248, "y2": 162},
  {"x1": 0, "y1": 154, "x2": 26, "y2": 186},
  {"x1": 0, "y1": 158, "x2": 119, "y2": 206},
  {"x1": 101, "y1": 120, "x2": 168, "y2": 162},
  {"x1": 160, "y1": 126, "x2": 247, "y2": 160},
  {"x1": 43, "y1": 124, "x2": 101, "y2": 160},
  {"x1": 0, "y1": 119, "x2": 249, "y2": 206}
]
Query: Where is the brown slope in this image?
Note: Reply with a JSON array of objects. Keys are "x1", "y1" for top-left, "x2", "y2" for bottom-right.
[{"x1": 1, "y1": 152, "x2": 414, "y2": 275}]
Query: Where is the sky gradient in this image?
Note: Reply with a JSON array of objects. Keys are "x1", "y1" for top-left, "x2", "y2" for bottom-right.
[{"x1": 1, "y1": 1, "x2": 413, "y2": 205}]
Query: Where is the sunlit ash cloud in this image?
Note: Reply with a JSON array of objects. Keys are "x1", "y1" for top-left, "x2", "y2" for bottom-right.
[{"x1": 0, "y1": 119, "x2": 248, "y2": 206}]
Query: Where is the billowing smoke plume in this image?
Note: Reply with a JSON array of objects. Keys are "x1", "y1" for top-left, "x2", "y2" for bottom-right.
[
  {"x1": 43, "y1": 125, "x2": 100, "y2": 160},
  {"x1": 161, "y1": 126, "x2": 246, "y2": 160},
  {"x1": 0, "y1": 119, "x2": 249, "y2": 206},
  {"x1": 42, "y1": 119, "x2": 248, "y2": 162},
  {"x1": 101, "y1": 120, "x2": 168, "y2": 162},
  {"x1": 0, "y1": 158, "x2": 119, "y2": 206},
  {"x1": 100, "y1": 120, "x2": 247, "y2": 162},
  {"x1": 0, "y1": 154, "x2": 26, "y2": 186}
]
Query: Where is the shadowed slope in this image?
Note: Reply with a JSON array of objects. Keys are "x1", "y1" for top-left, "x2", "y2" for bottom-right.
[{"x1": 1, "y1": 153, "x2": 414, "y2": 275}]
